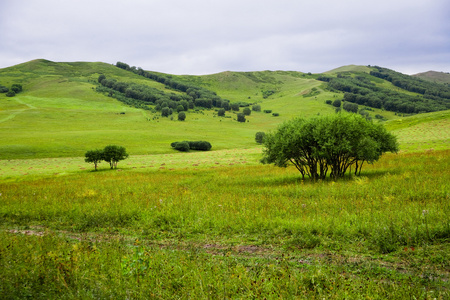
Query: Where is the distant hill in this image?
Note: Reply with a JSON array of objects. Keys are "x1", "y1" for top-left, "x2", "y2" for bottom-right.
[
  {"x1": 0, "y1": 59, "x2": 449, "y2": 159},
  {"x1": 413, "y1": 71, "x2": 450, "y2": 84}
]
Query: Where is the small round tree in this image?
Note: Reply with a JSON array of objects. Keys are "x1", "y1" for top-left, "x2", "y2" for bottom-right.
[
  {"x1": 237, "y1": 113, "x2": 246, "y2": 123},
  {"x1": 178, "y1": 112, "x2": 186, "y2": 121},
  {"x1": 218, "y1": 108, "x2": 225, "y2": 117},
  {"x1": 103, "y1": 145, "x2": 129, "y2": 169},
  {"x1": 161, "y1": 107, "x2": 170, "y2": 117},
  {"x1": 332, "y1": 99, "x2": 341, "y2": 107},
  {"x1": 84, "y1": 149, "x2": 104, "y2": 171},
  {"x1": 243, "y1": 107, "x2": 251, "y2": 116},
  {"x1": 255, "y1": 132, "x2": 266, "y2": 144}
]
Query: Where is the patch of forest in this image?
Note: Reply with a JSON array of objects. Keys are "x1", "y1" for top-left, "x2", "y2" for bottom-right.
[
  {"x1": 96, "y1": 62, "x2": 258, "y2": 115},
  {"x1": 318, "y1": 67, "x2": 450, "y2": 114}
]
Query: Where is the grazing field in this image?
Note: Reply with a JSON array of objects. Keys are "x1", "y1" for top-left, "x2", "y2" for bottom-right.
[
  {"x1": 1, "y1": 60, "x2": 449, "y2": 298},
  {"x1": 1, "y1": 149, "x2": 449, "y2": 298}
]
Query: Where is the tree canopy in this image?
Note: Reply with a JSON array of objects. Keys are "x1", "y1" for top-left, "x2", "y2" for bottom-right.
[
  {"x1": 102, "y1": 145, "x2": 129, "y2": 169},
  {"x1": 261, "y1": 114, "x2": 398, "y2": 180}
]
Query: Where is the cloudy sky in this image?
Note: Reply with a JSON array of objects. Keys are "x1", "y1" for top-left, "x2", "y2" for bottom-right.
[{"x1": 1, "y1": 0, "x2": 449, "y2": 75}]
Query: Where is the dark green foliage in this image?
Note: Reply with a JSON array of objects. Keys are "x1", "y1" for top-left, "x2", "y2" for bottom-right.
[
  {"x1": 262, "y1": 89, "x2": 276, "y2": 98},
  {"x1": 325, "y1": 100, "x2": 332, "y2": 105},
  {"x1": 243, "y1": 107, "x2": 251, "y2": 116},
  {"x1": 171, "y1": 141, "x2": 212, "y2": 151},
  {"x1": 217, "y1": 108, "x2": 225, "y2": 116},
  {"x1": 222, "y1": 101, "x2": 230, "y2": 111},
  {"x1": 252, "y1": 104, "x2": 261, "y2": 111},
  {"x1": 6, "y1": 91, "x2": 15, "y2": 97},
  {"x1": 255, "y1": 132, "x2": 266, "y2": 144},
  {"x1": 261, "y1": 114, "x2": 398, "y2": 180},
  {"x1": 98, "y1": 74, "x2": 106, "y2": 83},
  {"x1": 263, "y1": 110, "x2": 272, "y2": 113},
  {"x1": 178, "y1": 112, "x2": 186, "y2": 121},
  {"x1": 319, "y1": 69, "x2": 450, "y2": 113},
  {"x1": 10, "y1": 84, "x2": 22, "y2": 93},
  {"x1": 272, "y1": 113, "x2": 279, "y2": 117},
  {"x1": 174, "y1": 141, "x2": 190, "y2": 152},
  {"x1": 0, "y1": 84, "x2": 8, "y2": 93},
  {"x1": 230, "y1": 103, "x2": 240, "y2": 111},
  {"x1": 343, "y1": 102, "x2": 358, "y2": 113},
  {"x1": 332, "y1": 99, "x2": 341, "y2": 107},
  {"x1": 114, "y1": 62, "x2": 227, "y2": 110},
  {"x1": 370, "y1": 66, "x2": 450, "y2": 100},
  {"x1": 102, "y1": 145, "x2": 129, "y2": 169},
  {"x1": 176, "y1": 105, "x2": 185, "y2": 112},
  {"x1": 161, "y1": 107, "x2": 170, "y2": 117},
  {"x1": 84, "y1": 149, "x2": 104, "y2": 170},
  {"x1": 237, "y1": 113, "x2": 246, "y2": 123}
]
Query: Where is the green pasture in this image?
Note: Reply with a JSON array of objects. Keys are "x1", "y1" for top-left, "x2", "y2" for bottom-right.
[
  {"x1": 0, "y1": 60, "x2": 434, "y2": 160},
  {"x1": 1, "y1": 60, "x2": 450, "y2": 298},
  {"x1": 0, "y1": 150, "x2": 449, "y2": 298}
]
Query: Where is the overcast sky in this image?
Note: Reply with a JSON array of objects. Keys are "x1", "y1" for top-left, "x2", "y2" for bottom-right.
[{"x1": 1, "y1": 0, "x2": 449, "y2": 75}]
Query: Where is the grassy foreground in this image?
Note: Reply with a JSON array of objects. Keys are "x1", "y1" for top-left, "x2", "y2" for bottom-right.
[{"x1": 1, "y1": 149, "x2": 449, "y2": 298}]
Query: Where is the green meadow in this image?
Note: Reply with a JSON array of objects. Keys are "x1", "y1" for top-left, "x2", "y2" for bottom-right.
[{"x1": 0, "y1": 60, "x2": 449, "y2": 298}]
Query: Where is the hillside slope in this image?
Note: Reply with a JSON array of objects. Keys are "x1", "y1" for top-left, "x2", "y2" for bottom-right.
[
  {"x1": 413, "y1": 71, "x2": 450, "y2": 84},
  {"x1": 0, "y1": 59, "x2": 449, "y2": 159}
]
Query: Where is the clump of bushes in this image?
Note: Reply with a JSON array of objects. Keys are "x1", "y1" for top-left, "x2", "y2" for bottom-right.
[{"x1": 171, "y1": 141, "x2": 212, "y2": 152}]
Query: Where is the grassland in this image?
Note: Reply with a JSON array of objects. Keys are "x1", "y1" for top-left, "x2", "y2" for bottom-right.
[
  {"x1": 1, "y1": 60, "x2": 405, "y2": 160},
  {"x1": 1, "y1": 60, "x2": 449, "y2": 298}
]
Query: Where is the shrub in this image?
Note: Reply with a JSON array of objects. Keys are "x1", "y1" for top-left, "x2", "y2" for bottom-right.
[
  {"x1": 218, "y1": 108, "x2": 225, "y2": 117},
  {"x1": 171, "y1": 141, "x2": 212, "y2": 151},
  {"x1": 161, "y1": 107, "x2": 170, "y2": 117},
  {"x1": 343, "y1": 102, "x2": 358, "y2": 113},
  {"x1": 332, "y1": 99, "x2": 341, "y2": 107},
  {"x1": 174, "y1": 141, "x2": 190, "y2": 152},
  {"x1": 10, "y1": 84, "x2": 22, "y2": 93},
  {"x1": 263, "y1": 110, "x2": 272, "y2": 113},
  {"x1": 252, "y1": 104, "x2": 261, "y2": 112},
  {"x1": 230, "y1": 103, "x2": 240, "y2": 111},
  {"x1": 6, "y1": 91, "x2": 15, "y2": 97},
  {"x1": 255, "y1": 132, "x2": 266, "y2": 144},
  {"x1": 178, "y1": 112, "x2": 186, "y2": 121},
  {"x1": 325, "y1": 100, "x2": 332, "y2": 105},
  {"x1": 243, "y1": 107, "x2": 251, "y2": 116},
  {"x1": 237, "y1": 113, "x2": 246, "y2": 123},
  {"x1": 0, "y1": 85, "x2": 8, "y2": 93},
  {"x1": 272, "y1": 113, "x2": 279, "y2": 117}
]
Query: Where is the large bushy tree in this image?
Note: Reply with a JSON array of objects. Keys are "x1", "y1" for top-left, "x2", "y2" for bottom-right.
[{"x1": 261, "y1": 114, "x2": 398, "y2": 180}]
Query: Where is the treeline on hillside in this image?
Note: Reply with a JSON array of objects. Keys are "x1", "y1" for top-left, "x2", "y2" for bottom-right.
[
  {"x1": 370, "y1": 66, "x2": 450, "y2": 99},
  {"x1": 318, "y1": 70, "x2": 450, "y2": 114},
  {"x1": 97, "y1": 74, "x2": 192, "y2": 111},
  {"x1": 115, "y1": 62, "x2": 240, "y2": 110}
]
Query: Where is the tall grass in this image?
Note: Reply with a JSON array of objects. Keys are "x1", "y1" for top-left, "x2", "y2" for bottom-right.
[{"x1": 1, "y1": 150, "x2": 449, "y2": 298}]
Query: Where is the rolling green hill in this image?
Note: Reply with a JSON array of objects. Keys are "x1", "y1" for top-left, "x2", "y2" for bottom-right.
[{"x1": 0, "y1": 59, "x2": 449, "y2": 159}]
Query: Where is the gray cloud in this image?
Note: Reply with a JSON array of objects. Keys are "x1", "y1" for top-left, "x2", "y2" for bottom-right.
[{"x1": 1, "y1": 0, "x2": 449, "y2": 74}]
